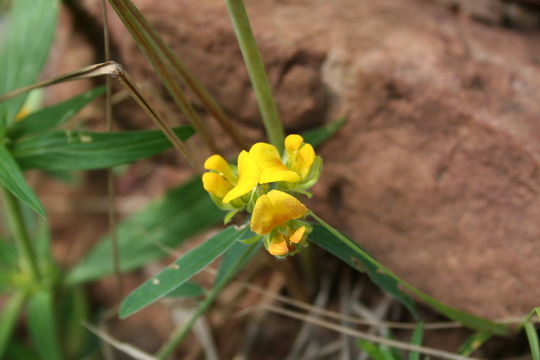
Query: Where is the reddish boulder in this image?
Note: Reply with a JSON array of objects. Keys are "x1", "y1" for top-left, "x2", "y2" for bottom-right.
[{"x1": 76, "y1": 0, "x2": 540, "y2": 319}]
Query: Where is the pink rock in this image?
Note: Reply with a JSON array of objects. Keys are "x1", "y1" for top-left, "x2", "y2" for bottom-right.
[{"x1": 77, "y1": 0, "x2": 540, "y2": 319}]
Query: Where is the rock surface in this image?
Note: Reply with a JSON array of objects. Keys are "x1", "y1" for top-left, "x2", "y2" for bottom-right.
[{"x1": 75, "y1": 0, "x2": 540, "y2": 319}]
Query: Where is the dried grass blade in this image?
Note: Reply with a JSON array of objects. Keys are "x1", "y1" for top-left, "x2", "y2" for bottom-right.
[
  {"x1": 116, "y1": 0, "x2": 248, "y2": 149},
  {"x1": 108, "y1": 0, "x2": 219, "y2": 153}
]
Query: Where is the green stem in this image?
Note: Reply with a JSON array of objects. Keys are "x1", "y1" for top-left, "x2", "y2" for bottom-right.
[
  {"x1": 0, "y1": 292, "x2": 26, "y2": 358},
  {"x1": 298, "y1": 243, "x2": 317, "y2": 292},
  {"x1": 225, "y1": 0, "x2": 285, "y2": 152},
  {"x1": 157, "y1": 242, "x2": 258, "y2": 359},
  {"x1": 2, "y1": 189, "x2": 41, "y2": 282},
  {"x1": 157, "y1": 291, "x2": 214, "y2": 360}
]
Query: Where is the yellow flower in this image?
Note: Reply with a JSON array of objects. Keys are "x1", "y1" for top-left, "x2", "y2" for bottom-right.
[
  {"x1": 203, "y1": 134, "x2": 320, "y2": 220},
  {"x1": 249, "y1": 143, "x2": 300, "y2": 184},
  {"x1": 202, "y1": 154, "x2": 237, "y2": 201},
  {"x1": 222, "y1": 150, "x2": 260, "y2": 204},
  {"x1": 222, "y1": 143, "x2": 300, "y2": 204},
  {"x1": 285, "y1": 134, "x2": 316, "y2": 180},
  {"x1": 267, "y1": 226, "x2": 307, "y2": 256},
  {"x1": 251, "y1": 190, "x2": 307, "y2": 234}
]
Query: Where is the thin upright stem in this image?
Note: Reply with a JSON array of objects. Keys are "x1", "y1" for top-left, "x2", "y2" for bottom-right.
[
  {"x1": 225, "y1": 0, "x2": 285, "y2": 152},
  {"x1": 2, "y1": 189, "x2": 41, "y2": 282},
  {"x1": 102, "y1": 0, "x2": 123, "y2": 299},
  {"x1": 157, "y1": 242, "x2": 258, "y2": 359}
]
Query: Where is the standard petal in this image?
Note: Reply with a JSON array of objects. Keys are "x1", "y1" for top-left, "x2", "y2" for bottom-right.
[
  {"x1": 222, "y1": 151, "x2": 260, "y2": 203},
  {"x1": 251, "y1": 190, "x2": 307, "y2": 234},
  {"x1": 249, "y1": 143, "x2": 282, "y2": 169},
  {"x1": 204, "y1": 154, "x2": 236, "y2": 182},
  {"x1": 202, "y1": 172, "x2": 232, "y2": 199},
  {"x1": 250, "y1": 142, "x2": 300, "y2": 184}
]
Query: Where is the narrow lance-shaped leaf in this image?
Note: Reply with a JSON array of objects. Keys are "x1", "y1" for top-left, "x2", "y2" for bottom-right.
[
  {"x1": 156, "y1": 236, "x2": 262, "y2": 359},
  {"x1": 525, "y1": 322, "x2": 540, "y2": 360},
  {"x1": 0, "y1": 292, "x2": 26, "y2": 359},
  {"x1": 11, "y1": 126, "x2": 194, "y2": 171},
  {"x1": 309, "y1": 214, "x2": 509, "y2": 335},
  {"x1": 4, "y1": 341, "x2": 40, "y2": 360},
  {"x1": 0, "y1": 0, "x2": 58, "y2": 132},
  {"x1": 309, "y1": 222, "x2": 417, "y2": 316},
  {"x1": 119, "y1": 226, "x2": 249, "y2": 318},
  {"x1": 27, "y1": 292, "x2": 62, "y2": 360},
  {"x1": 0, "y1": 239, "x2": 17, "y2": 293},
  {"x1": 67, "y1": 176, "x2": 224, "y2": 285},
  {"x1": 166, "y1": 282, "x2": 205, "y2": 299},
  {"x1": 214, "y1": 230, "x2": 262, "y2": 287},
  {"x1": 7, "y1": 86, "x2": 106, "y2": 139},
  {"x1": 458, "y1": 332, "x2": 491, "y2": 356},
  {"x1": 408, "y1": 322, "x2": 424, "y2": 360},
  {"x1": 301, "y1": 117, "x2": 347, "y2": 148},
  {"x1": 0, "y1": 145, "x2": 46, "y2": 217}
]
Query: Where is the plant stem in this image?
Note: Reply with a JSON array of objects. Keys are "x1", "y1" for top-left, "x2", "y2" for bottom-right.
[
  {"x1": 157, "y1": 242, "x2": 259, "y2": 359},
  {"x1": 225, "y1": 0, "x2": 285, "y2": 152},
  {"x1": 2, "y1": 189, "x2": 41, "y2": 282},
  {"x1": 0, "y1": 292, "x2": 26, "y2": 357}
]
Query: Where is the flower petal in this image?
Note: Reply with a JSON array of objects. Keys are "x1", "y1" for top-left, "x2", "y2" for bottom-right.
[
  {"x1": 251, "y1": 190, "x2": 307, "y2": 234},
  {"x1": 268, "y1": 233, "x2": 289, "y2": 256},
  {"x1": 222, "y1": 150, "x2": 260, "y2": 203},
  {"x1": 285, "y1": 134, "x2": 303, "y2": 154},
  {"x1": 204, "y1": 154, "x2": 236, "y2": 182},
  {"x1": 202, "y1": 172, "x2": 233, "y2": 199},
  {"x1": 259, "y1": 166, "x2": 301, "y2": 184},
  {"x1": 250, "y1": 142, "x2": 300, "y2": 184},
  {"x1": 289, "y1": 226, "x2": 306, "y2": 244},
  {"x1": 296, "y1": 143, "x2": 315, "y2": 178}
]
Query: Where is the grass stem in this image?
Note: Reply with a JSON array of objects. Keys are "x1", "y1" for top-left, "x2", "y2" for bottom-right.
[
  {"x1": 2, "y1": 189, "x2": 41, "y2": 282},
  {"x1": 225, "y1": 0, "x2": 285, "y2": 152}
]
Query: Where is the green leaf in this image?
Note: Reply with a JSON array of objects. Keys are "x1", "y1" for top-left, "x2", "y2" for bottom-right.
[
  {"x1": 119, "y1": 226, "x2": 248, "y2": 318},
  {"x1": 67, "y1": 177, "x2": 224, "y2": 285},
  {"x1": 0, "y1": 292, "x2": 26, "y2": 358},
  {"x1": 11, "y1": 126, "x2": 194, "y2": 171},
  {"x1": 0, "y1": 240, "x2": 17, "y2": 293},
  {"x1": 5, "y1": 341, "x2": 40, "y2": 360},
  {"x1": 357, "y1": 340, "x2": 391, "y2": 360},
  {"x1": 0, "y1": 239, "x2": 17, "y2": 270},
  {"x1": 0, "y1": 0, "x2": 58, "y2": 132},
  {"x1": 35, "y1": 219, "x2": 54, "y2": 270},
  {"x1": 8, "y1": 86, "x2": 105, "y2": 139},
  {"x1": 27, "y1": 291, "x2": 62, "y2": 360},
  {"x1": 214, "y1": 233, "x2": 262, "y2": 287},
  {"x1": 0, "y1": 145, "x2": 46, "y2": 217},
  {"x1": 310, "y1": 222, "x2": 417, "y2": 316},
  {"x1": 408, "y1": 322, "x2": 424, "y2": 360},
  {"x1": 525, "y1": 322, "x2": 540, "y2": 360},
  {"x1": 309, "y1": 213, "x2": 509, "y2": 335},
  {"x1": 157, "y1": 238, "x2": 261, "y2": 358},
  {"x1": 457, "y1": 331, "x2": 491, "y2": 356},
  {"x1": 166, "y1": 281, "x2": 205, "y2": 298},
  {"x1": 301, "y1": 116, "x2": 346, "y2": 148},
  {"x1": 57, "y1": 287, "x2": 89, "y2": 359}
]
